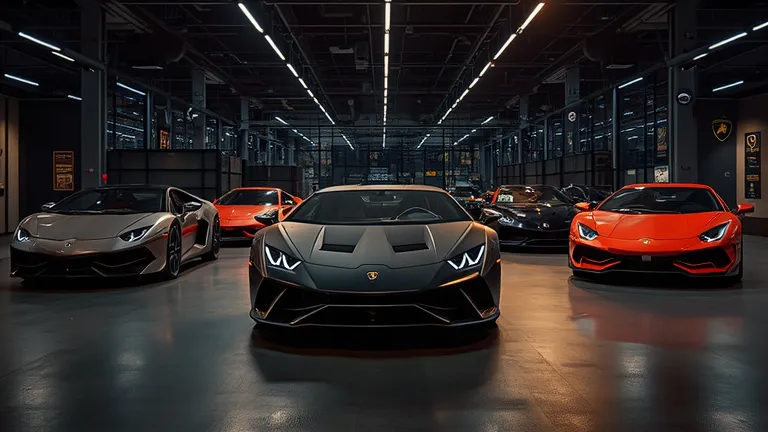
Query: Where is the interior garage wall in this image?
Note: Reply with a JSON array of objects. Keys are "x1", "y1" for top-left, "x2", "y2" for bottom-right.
[
  {"x1": 695, "y1": 99, "x2": 738, "y2": 208},
  {"x1": 736, "y1": 93, "x2": 768, "y2": 235},
  {"x1": 0, "y1": 96, "x2": 20, "y2": 234},
  {"x1": 18, "y1": 100, "x2": 81, "y2": 218}
]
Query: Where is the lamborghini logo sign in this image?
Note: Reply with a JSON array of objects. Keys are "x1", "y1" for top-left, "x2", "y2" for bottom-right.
[
  {"x1": 712, "y1": 119, "x2": 732, "y2": 142},
  {"x1": 367, "y1": 271, "x2": 379, "y2": 281},
  {"x1": 640, "y1": 238, "x2": 651, "y2": 245}
]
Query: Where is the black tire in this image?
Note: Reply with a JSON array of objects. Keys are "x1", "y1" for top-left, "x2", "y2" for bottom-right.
[
  {"x1": 163, "y1": 223, "x2": 182, "y2": 279},
  {"x1": 202, "y1": 215, "x2": 220, "y2": 261}
]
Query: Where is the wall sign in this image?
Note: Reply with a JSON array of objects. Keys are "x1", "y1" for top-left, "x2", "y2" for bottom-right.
[
  {"x1": 53, "y1": 151, "x2": 75, "y2": 191},
  {"x1": 425, "y1": 170, "x2": 437, "y2": 177},
  {"x1": 712, "y1": 119, "x2": 733, "y2": 142},
  {"x1": 567, "y1": 111, "x2": 577, "y2": 122},
  {"x1": 745, "y1": 131, "x2": 761, "y2": 199},
  {"x1": 159, "y1": 128, "x2": 170, "y2": 149},
  {"x1": 676, "y1": 91, "x2": 692, "y2": 105}
]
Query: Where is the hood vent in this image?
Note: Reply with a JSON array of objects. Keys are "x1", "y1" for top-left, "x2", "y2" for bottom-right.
[
  {"x1": 321, "y1": 244, "x2": 356, "y2": 253},
  {"x1": 392, "y1": 243, "x2": 428, "y2": 253}
]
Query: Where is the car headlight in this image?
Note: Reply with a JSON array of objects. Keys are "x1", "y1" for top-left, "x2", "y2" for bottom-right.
[
  {"x1": 499, "y1": 217, "x2": 524, "y2": 228},
  {"x1": 14, "y1": 227, "x2": 31, "y2": 243},
  {"x1": 255, "y1": 208, "x2": 278, "y2": 221},
  {"x1": 265, "y1": 245, "x2": 301, "y2": 270},
  {"x1": 447, "y1": 244, "x2": 485, "y2": 271},
  {"x1": 119, "y1": 226, "x2": 151, "y2": 242},
  {"x1": 577, "y1": 223, "x2": 598, "y2": 241},
  {"x1": 699, "y1": 222, "x2": 730, "y2": 243}
]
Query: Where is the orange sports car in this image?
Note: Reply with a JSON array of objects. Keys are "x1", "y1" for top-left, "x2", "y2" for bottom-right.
[
  {"x1": 569, "y1": 183, "x2": 753, "y2": 282},
  {"x1": 214, "y1": 187, "x2": 302, "y2": 242}
]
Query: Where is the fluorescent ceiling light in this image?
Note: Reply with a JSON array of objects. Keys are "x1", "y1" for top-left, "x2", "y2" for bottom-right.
[
  {"x1": 519, "y1": 3, "x2": 545, "y2": 32},
  {"x1": 238, "y1": 3, "x2": 264, "y2": 33},
  {"x1": 693, "y1": 53, "x2": 708, "y2": 60},
  {"x1": 265, "y1": 35, "x2": 285, "y2": 61},
  {"x1": 493, "y1": 34, "x2": 517, "y2": 60},
  {"x1": 754, "y1": 20, "x2": 768, "y2": 31},
  {"x1": 307, "y1": 89, "x2": 315, "y2": 98},
  {"x1": 384, "y1": 55, "x2": 389, "y2": 72},
  {"x1": 385, "y1": 2, "x2": 391, "y2": 29},
  {"x1": 459, "y1": 88, "x2": 469, "y2": 100},
  {"x1": 708, "y1": 32, "x2": 748, "y2": 50},
  {"x1": 341, "y1": 134, "x2": 354, "y2": 150},
  {"x1": 713, "y1": 80, "x2": 744, "y2": 92},
  {"x1": 324, "y1": 111, "x2": 335, "y2": 124},
  {"x1": 312, "y1": 97, "x2": 319, "y2": 104},
  {"x1": 482, "y1": 116, "x2": 494, "y2": 125},
  {"x1": 117, "y1": 82, "x2": 145, "y2": 95},
  {"x1": 275, "y1": 116, "x2": 289, "y2": 125},
  {"x1": 286, "y1": 63, "x2": 299, "y2": 78},
  {"x1": 384, "y1": 33, "x2": 390, "y2": 54},
  {"x1": 52, "y1": 51, "x2": 74, "y2": 62},
  {"x1": 4, "y1": 73, "x2": 39, "y2": 86},
  {"x1": 469, "y1": 77, "x2": 480, "y2": 89},
  {"x1": 618, "y1": 77, "x2": 643, "y2": 89},
  {"x1": 298, "y1": 78, "x2": 308, "y2": 88},
  {"x1": 384, "y1": 88, "x2": 388, "y2": 98},
  {"x1": 479, "y1": 62, "x2": 492, "y2": 77},
  {"x1": 67, "y1": 94, "x2": 81, "y2": 101},
  {"x1": 18, "y1": 32, "x2": 60, "y2": 51}
]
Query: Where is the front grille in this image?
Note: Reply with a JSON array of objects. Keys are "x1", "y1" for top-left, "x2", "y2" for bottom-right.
[
  {"x1": 12, "y1": 247, "x2": 156, "y2": 278},
  {"x1": 573, "y1": 245, "x2": 732, "y2": 273},
  {"x1": 254, "y1": 277, "x2": 496, "y2": 327}
]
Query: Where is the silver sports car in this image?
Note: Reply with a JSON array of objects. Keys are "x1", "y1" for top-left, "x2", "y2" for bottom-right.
[
  {"x1": 11, "y1": 185, "x2": 221, "y2": 279},
  {"x1": 247, "y1": 184, "x2": 502, "y2": 328}
]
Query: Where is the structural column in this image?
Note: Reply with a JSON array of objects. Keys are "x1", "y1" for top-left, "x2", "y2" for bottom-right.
[
  {"x1": 80, "y1": 0, "x2": 105, "y2": 189},
  {"x1": 239, "y1": 97, "x2": 249, "y2": 162},
  {"x1": 191, "y1": 68, "x2": 206, "y2": 149},
  {"x1": 670, "y1": 0, "x2": 699, "y2": 182}
]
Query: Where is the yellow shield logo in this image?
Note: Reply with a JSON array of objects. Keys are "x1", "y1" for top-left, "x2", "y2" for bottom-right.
[
  {"x1": 366, "y1": 271, "x2": 379, "y2": 281},
  {"x1": 712, "y1": 119, "x2": 732, "y2": 142},
  {"x1": 641, "y1": 238, "x2": 651, "y2": 245}
]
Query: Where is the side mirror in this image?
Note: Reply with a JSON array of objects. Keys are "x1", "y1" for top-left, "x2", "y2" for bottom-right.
[
  {"x1": 574, "y1": 202, "x2": 595, "y2": 212},
  {"x1": 734, "y1": 203, "x2": 755, "y2": 215},
  {"x1": 480, "y1": 208, "x2": 502, "y2": 224},
  {"x1": 41, "y1": 202, "x2": 55, "y2": 211},
  {"x1": 254, "y1": 211, "x2": 278, "y2": 226},
  {"x1": 183, "y1": 201, "x2": 203, "y2": 213}
]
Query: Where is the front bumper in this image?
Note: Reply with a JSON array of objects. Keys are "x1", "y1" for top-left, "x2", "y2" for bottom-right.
[
  {"x1": 11, "y1": 246, "x2": 158, "y2": 278},
  {"x1": 569, "y1": 240, "x2": 739, "y2": 277},
  {"x1": 248, "y1": 263, "x2": 501, "y2": 328},
  {"x1": 496, "y1": 225, "x2": 569, "y2": 247},
  {"x1": 221, "y1": 223, "x2": 264, "y2": 242}
]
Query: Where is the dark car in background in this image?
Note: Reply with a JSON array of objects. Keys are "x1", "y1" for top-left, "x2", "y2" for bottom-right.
[
  {"x1": 449, "y1": 185, "x2": 485, "y2": 219},
  {"x1": 478, "y1": 185, "x2": 576, "y2": 248}
]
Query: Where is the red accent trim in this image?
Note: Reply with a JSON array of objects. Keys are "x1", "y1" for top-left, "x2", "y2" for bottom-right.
[{"x1": 182, "y1": 225, "x2": 198, "y2": 237}]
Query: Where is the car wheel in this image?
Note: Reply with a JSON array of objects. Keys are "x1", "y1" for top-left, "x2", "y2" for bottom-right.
[
  {"x1": 163, "y1": 223, "x2": 182, "y2": 279},
  {"x1": 202, "y1": 215, "x2": 220, "y2": 261}
]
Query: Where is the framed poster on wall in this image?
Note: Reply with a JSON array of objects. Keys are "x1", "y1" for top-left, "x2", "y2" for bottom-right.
[
  {"x1": 745, "y1": 132, "x2": 761, "y2": 199},
  {"x1": 53, "y1": 151, "x2": 74, "y2": 191}
]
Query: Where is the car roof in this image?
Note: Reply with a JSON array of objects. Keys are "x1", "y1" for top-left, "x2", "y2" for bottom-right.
[
  {"x1": 93, "y1": 184, "x2": 170, "y2": 191},
  {"x1": 623, "y1": 183, "x2": 711, "y2": 189},
  {"x1": 317, "y1": 184, "x2": 447, "y2": 193},
  {"x1": 229, "y1": 187, "x2": 280, "y2": 191}
]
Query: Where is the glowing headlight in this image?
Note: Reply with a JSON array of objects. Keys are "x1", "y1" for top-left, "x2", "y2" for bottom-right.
[
  {"x1": 265, "y1": 245, "x2": 301, "y2": 270},
  {"x1": 577, "y1": 223, "x2": 598, "y2": 241},
  {"x1": 499, "y1": 217, "x2": 524, "y2": 228},
  {"x1": 699, "y1": 222, "x2": 730, "y2": 243},
  {"x1": 447, "y1": 244, "x2": 485, "y2": 271},
  {"x1": 14, "y1": 227, "x2": 31, "y2": 243},
  {"x1": 119, "y1": 226, "x2": 151, "y2": 242}
]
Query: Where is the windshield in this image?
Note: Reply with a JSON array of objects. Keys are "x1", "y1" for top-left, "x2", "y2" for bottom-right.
[
  {"x1": 48, "y1": 188, "x2": 165, "y2": 214},
  {"x1": 217, "y1": 189, "x2": 279, "y2": 206},
  {"x1": 598, "y1": 187, "x2": 723, "y2": 214},
  {"x1": 453, "y1": 187, "x2": 479, "y2": 198},
  {"x1": 495, "y1": 186, "x2": 570, "y2": 205},
  {"x1": 285, "y1": 190, "x2": 471, "y2": 225}
]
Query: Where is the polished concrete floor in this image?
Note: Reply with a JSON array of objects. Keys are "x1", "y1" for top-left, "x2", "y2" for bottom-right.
[{"x1": 1, "y1": 237, "x2": 768, "y2": 431}]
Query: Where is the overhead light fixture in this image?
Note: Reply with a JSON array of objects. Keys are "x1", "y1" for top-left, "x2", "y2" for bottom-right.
[
  {"x1": 264, "y1": 35, "x2": 285, "y2": 61},
  {"x1": 237, "y1": 3, "x2": 264, "y2": 33},
  {"x1": 479, "y1": 62, "x2": 492, "y2": 77},
  {"x1": 298, "y1": 78, "x2": 308, "y2": 89},
  {"x1": 117, "y1": 82, "x2": 146, "y2": 96},
  {"x1": 4, "y1": 73, "x2": 39, "y2": 86},
  {"x1": 618, "y1": 77, "x2": 643, "y2": 89},
  {"x1": 469, "y1": 77, "x2": 480, "y2": 89},
  {"x1": 693, "y1": 53, "x2": 708, "y2": 61},
  {"x1": 754, "y1": 20, "x2": 768, "y2": 31},
  {"x1": 382, "y1": 0, "x2": 391, "y2": 133},
  {"x1": 307, "y1": 89, "x2": 315, "y2": 98},
  {"x1": 286, "y1": 63, "x2": 299, "y2": 78},
  {"x1": 341, "y1": 134, "x2": 354, "y2": 150},
  {"x1": 275, "y1": 116, "x2": 289, "y2": 125},
  {"x1": 67, "y1": 94, "x2": 82, "y2": 101},
  {"x1": 519, "y1": 3, "x2": 545, "y2": 32},
  {"x1": 708, "y1": 32, "x2": 748, "y2": 50},
  {"x1": 324, "y1": 111, "x2": 335, "y2": 125},
  {"x1": 18, "y1": 32, "x2": 60, "y2": 51},
  {"x1": 713, "y1": 80, "x2": 744, "y2": 92},
  {"x1": 493, "y1": 34, "x2": 517, "y2": 60},
  {"x1": 482, "y1": 116, "x2": 494, "y2": 125},
  {"x1": 52, "y1": 51, "x2": 74, "y2": 62}
]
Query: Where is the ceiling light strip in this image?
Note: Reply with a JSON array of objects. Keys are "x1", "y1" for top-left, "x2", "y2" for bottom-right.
[
  {"x1": 67, "y1": 95, "x2": 82, "y2": 101},
  {"x1": 617, "y1": 77, "x2": 643, "y2": 89},
  {"x1": 708, "y1": 32, "x2": 748, "y2": 50},
  {"x1": 52, "y1": 51, "x2": 75, "y2": 62},
  {"x1": 278, "y1": 117, "x2": 317, "y2": 146},
  {"x1": 18, "y1": 32, "x2": 61, "y2": 51},
  {"x1": 237, "y1": 3, "x2": 264, "y2": 33},
  {"x1": 117, "y1": 82, "x2": 146, "y2": 96},
  {"x1": 4, "y1": 73, "x2": 39, "y2": 86},
  {"x1": 264, "y1": 35, "x2": 285, "y2": 61},
  {"x1": 382, "y1": 0, "x2": 392, "y2": 148},
  {"x1": 712, "y1": 80, "x2": 744, "y2": 92},
  {"x1": 418, "y1": 3, "x2": 544, "y2": 148}
]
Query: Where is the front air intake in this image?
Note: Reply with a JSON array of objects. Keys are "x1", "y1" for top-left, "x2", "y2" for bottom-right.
[
  {"x1": 392, "y1": 243, "x2": 428, "y2": 253},
  {"x1": 321, "y1": 244, "x2": 356, "y2": 253}
]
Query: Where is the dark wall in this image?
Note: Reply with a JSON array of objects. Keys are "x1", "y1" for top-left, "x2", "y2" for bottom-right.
[
  {"x1": 19, "y1": 100, "x2": 81, "y2": 218},
  {"x1": 695, "y1": 99, "x2": 738, "y2": 208}
]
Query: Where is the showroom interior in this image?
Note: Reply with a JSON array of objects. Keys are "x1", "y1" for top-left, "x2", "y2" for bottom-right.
[{"x1": 2, "y1": 1, "x2": 768, "y2": 431}]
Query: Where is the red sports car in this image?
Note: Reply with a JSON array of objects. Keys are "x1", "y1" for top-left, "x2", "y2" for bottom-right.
[
  {"x1": 214, "y1": 187, "x2": 301, "y2": 242},
  {"x1": 569, "y1": 183, "x2": 753, "y2": 283}
]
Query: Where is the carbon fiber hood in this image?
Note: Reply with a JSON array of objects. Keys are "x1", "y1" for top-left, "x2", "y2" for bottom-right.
[{"x1": 267, "y1": 221, "x2": 484, "y2": 269}]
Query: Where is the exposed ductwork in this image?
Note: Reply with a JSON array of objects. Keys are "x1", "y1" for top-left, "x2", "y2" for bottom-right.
[{"x1": 354, "y1": 40, "x2": 369, "y2": 71}]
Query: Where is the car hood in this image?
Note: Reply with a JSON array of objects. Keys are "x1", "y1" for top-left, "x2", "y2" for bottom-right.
[
  {"x1": 589, "y1": 211, "x2": 725, "y2": 240},
  {"x1": 216, "y1": 204, "x2": 272, "y2": 220},
  {"x1": 21, "y1": 212, "x2": 158, "y2": 241},
  {"x1": 265, "y1": 221, "x2": 484, "y2": 269},
  {"x1": 493, "y1": 203, "x2": 574, "y2": 228}
]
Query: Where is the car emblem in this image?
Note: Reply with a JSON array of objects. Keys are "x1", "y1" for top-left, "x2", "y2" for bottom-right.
[
  {"x1": 64, "y1": 242, "x2": 72, "y2": 248},
  {"x1": 640, "y1": 238, "x2": 651, "y2": 245},
  {"x1": 542, "y1": 223, "x2": 549, "y2": 228},
  {"x1": 367, "y1": 271, "x2": 379, "y2": 281}
]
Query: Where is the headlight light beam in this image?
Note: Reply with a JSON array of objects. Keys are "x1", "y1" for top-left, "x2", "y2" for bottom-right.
[{"x1": 447, "y1": 245, "x2": 485, "y2": 270}]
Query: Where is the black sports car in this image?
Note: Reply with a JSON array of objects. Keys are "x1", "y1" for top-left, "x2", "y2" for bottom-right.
[
  {"x1": 449, "y1": 185, "x2": 485, "y2": 219},
  {"x1": 247, "y1": 185, "x2": 502, "y2": 328},
  {"x1": 478, "y1": 185, "x2": 576, "y2": 247}
]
